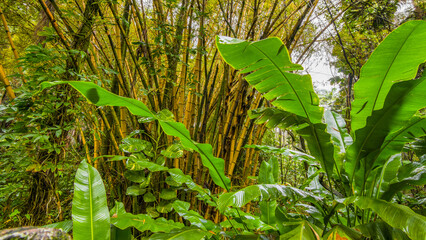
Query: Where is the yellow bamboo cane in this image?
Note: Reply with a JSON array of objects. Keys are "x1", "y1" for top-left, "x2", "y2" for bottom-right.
[
  {"x1": 0, "y1": 64, "x2": 15, "y2": 100},
  {"x1": 0, "y1": 7, "x2": 26, "y2": 83}
]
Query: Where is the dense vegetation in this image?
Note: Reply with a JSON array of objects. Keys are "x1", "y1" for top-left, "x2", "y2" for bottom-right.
[{"x1": 0, "y1": 0, "x2": 425, "y2": 239}]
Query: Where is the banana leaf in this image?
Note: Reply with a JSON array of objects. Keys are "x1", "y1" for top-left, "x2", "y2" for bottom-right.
[
  {"x1": 350, "y1": 20, "x2": 426, "y2": 132},
  {"x1": 345, "y1": 197, "x2": 426, "y2": 240},
  {"x1": 41, "y1": 81, "x2": 230, "y2": 190},
  {"x1": 216, "y1": 37, "x2": 335, "y2": 178},
  {"x1": 346, "y1": 76, "x2": 426, "y2": 189},
  {"x1": 72, "y1": 160, "x2": 110, "y2": 240}
]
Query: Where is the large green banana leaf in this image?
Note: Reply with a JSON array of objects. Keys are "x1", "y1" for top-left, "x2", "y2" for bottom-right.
[
  {"x1": 350, "y1": 20, "x2": 426, "y2": 132},
  {"x1": 376, "y1": 116, "x2": 426, "y2": 167},
  {"x1": 216, "y1": 36, "x2": 335, "y2": 178},
  {"x1": 345, "y1": 197, "x2": 426, "y2": 240},
  {"x1": 41, "y1": 81, "x2": 230, "y2": 190},
  {"x1": 346, "y1": 76, "x2": 426, "y2": 189},
  {"x1": 72, "y1": 160, "x2": 110, "y2": 240}
]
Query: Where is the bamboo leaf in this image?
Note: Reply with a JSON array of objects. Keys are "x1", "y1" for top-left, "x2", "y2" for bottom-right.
[{"x1": 72, "y1": 160, "x2": 110, "y2": 240}]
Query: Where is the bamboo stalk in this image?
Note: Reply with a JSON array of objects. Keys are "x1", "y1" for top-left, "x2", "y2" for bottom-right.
[
  {"x1": 0, "y1": 65, "x2": 15, "y2": 100},
  {"x1": 76, "y1": 118, "x2": 91, "y2": 163},
  {"x1": 0, "y1": 7, "x2": 26, "y2": 83}
]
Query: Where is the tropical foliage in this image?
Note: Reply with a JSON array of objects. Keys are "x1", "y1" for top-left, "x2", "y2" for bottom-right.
[{"x1": 1, "y1": 0, "x2": 425, "y2": 239}]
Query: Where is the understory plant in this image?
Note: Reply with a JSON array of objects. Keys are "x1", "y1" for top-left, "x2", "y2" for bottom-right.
[{"x1": 42, "y1": 20, "x2": 426, "y2": 239}]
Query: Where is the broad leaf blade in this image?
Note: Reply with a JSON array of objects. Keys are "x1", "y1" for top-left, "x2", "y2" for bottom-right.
[
  {"x1": 351, "y1": 20, "x2": 426, "y2": 132},
  {"x1": 216, "y1": 36, "x2": 321, "y2": 124},
  {"x1": 216, "y1": 38, "x2": 336, "y2": 179},
  {"x1": 347, "y1": 76, "x2": 426, "y2": 188},
  {"x1": 72, "y1": 160, "x2": 110, "y2": 240},
  {"x1": 345, "y1": 197, "x2": 426, "y2": 240}
]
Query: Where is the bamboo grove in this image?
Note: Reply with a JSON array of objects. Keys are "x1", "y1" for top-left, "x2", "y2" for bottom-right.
[
  {"x1": 0, "y1": 0, "x2": 332, "y2": 226},
  {"x1": 1, "y1": 0, "x2": 424, "y2": 234}
]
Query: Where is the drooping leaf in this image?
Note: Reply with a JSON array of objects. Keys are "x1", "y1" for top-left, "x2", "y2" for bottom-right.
[
  {"x1": 216, "y1": 36, "x2": 320, "y2": 122},
  {"x1": 351, "y1": 20, "x2": 426, "y2": 132},
  {"x1": 41, "y1": 81, "x2": 230, "y2": 190},
  {"x1": 216, "y1": 37, "x2": 335, "y2": 178},
  {"x1": 245, "y1": 144, "x2": 314, "y2": 161},
  {"x1": 111, "y1": 202, "x2": 183, "y2": 233},
  {"x1": 167, "y1": 168, "x2": 212, "y2": 202},
  {"x1": 345, "y1": 197, "x2": 426, "y2": 240},
  {"x1": 217, "y1": 184, "x2": 321, "y2": 213},
  {"x1": 172, "y1": 200, "x2": 218, "y2": 231},
  {"x1": 72, "y1": 160, "x2": 110, "y2": 240}
]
